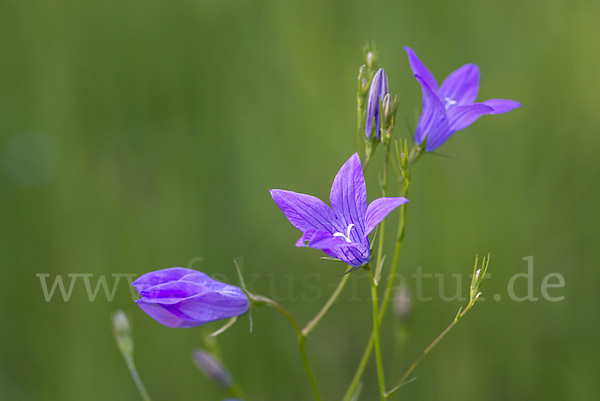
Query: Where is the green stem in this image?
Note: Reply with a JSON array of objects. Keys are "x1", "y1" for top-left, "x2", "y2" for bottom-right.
[
  {"x1": 250, "y1": 294, "x2": 322, "y2": 401},
  {"x1": 363, "y1": 142, "x2": 378, "y2": 173},
  {"x1": 298, "y1": 335, "x2": 321, "y2": 401},
  {"x1": 124, "y1": 357, "x2": 152, "y2": 401},
  {"x1": 342, "y1": 329, "x2": 373, "y2": 401},
  {"x1": 302, "y1": 274, "x2": 349, "y2": 337},
  {"x1": 367, "y1": 265, "x2": 386, "y2": 400},
  {"x1": 379, "y1": 182, "x2": 409, "y2": 321},
  {"x1": 251, "y1": 294, "x2": 302, "y2": 334},
  {"x1": 374, "y1": 140, "x2": 391, "y2": 284},
  {"x1": 342, "y1": 183, "x2": 409, "y2": 401},
  {"x1": 357, "y1": 96, "x2": 364, "y2": 159},
  {"x1": 385, "y1": 300, "x2": 478, "y2": 397}
]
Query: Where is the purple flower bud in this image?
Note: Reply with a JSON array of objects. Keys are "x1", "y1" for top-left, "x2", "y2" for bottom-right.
[
  {"x1": 192, "y1": 348, "x2": 233, "y2": 388},
  {"x1": 132, "y1": 267, "x2": 249, "y2": 328},
  {"x1": 365, "y1": 68, "x2": 389, "y2": 141}
]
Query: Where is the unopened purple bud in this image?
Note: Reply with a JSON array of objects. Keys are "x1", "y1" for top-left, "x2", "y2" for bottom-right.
[
  {"x1": 365, "y1": 68, "x2": 389, "y2": 141},
  {"x1": 132, "y1": 267, "x2": 249, "y2": 328},
  {"x1": 192, "y1": 349, "x2": 233, "y2": 388}
]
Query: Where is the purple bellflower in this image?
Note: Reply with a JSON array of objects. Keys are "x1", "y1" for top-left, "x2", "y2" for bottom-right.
[
  {"x1": 365, "y1": 68, "x2": 389, "y2": 141},
  {"x1": 405, "y1": 47, "x2": 521, "y2": 152},
  {"x1": 270, "y1": 153, "x2": 408, "y2": 270},
  {"x1": 132, "y1": 267, "x2": 249, "y2": 328}
]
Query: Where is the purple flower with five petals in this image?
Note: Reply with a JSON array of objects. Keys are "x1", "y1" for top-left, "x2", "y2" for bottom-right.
[
  {"x1": 132, "y1": 267, "x2": 249, "y2": 328},
  {"x1": 405, "y1": 47, "x2": 522, "y2": 152},
  {"x1": 270, "y1": 153, "x2": 408, "y2": 269},
  {"x1": 365, "y1": 68, "x2": 389, "y2": 141}
]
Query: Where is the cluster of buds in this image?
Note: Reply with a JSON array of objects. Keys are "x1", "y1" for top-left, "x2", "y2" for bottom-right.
[{"x1": 469, "y1": 253, "x2": 490, "y2": 303}]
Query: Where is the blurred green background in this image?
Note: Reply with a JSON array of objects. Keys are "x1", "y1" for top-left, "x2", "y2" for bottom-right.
[{"x1": 1, "y1": 0, "x2": 599, "y2": 400}]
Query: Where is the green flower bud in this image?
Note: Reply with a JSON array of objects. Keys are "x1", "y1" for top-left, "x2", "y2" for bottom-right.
[{"x1": 382, "y1": 93, "x2": 394, "y2": 125}]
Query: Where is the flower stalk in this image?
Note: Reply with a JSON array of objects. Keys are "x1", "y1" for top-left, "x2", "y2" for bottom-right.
[
  {"x1": 248, "y1": 293, "x2": 322, "y2": 401},
  {"x1": 367, "y1": 265, "x2": 386, "y2": 400},
  {"x1": 112, "y1": 311, "x2": 152, "y2": 401},
  {"x1": 342, "y1": 146, "x2": 411, "y2": 401},
  {"x1": 302, "y1": 273, "x2": 350, "y2": 337},
  {"x1": 385, "y1": 254, "x2": 490, "y2": 397}
]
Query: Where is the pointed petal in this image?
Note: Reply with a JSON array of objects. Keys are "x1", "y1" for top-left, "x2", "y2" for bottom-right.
[
  {"x1": 364, "y1": 197, "x2": 409, "y2": 237},
  {"x1": 329, "y1": 153, "x2": 367, "y2": 235},
  {"x1": 414, "y1": 75, "x2": 448, "y2": 146},
  {"x1": 426, "y1": 103, "x2": 494, "y2": 151},
  {"x1": 270, "y1": 189, "x2": 337, "y2": 234},
  {"x1": 447, "y1": 103, "x2": 494, "y2": 132},
  {"x1": 482, "y1": 99, "x2": 522, "y2": 114},
  {"x1": 439, "y1": 64, "x2": 480, "y2": 106},
  {"x1": 404, "y1": 47, "x2": 438, "y2": 92}
]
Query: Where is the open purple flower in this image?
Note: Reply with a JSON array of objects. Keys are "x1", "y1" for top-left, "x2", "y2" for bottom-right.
[
  {"x1": 270, "y1": 153, "x2": 408, "y2": 269},
  {"x1": 365, "y1": 68, "x2": 389, "y2": 141},
  {"x1": 132, "y1": 267, "x2": 249, "y2": 328},
  {"x1": 405, "y1": 47, "x2": 522, "y2": 152}
]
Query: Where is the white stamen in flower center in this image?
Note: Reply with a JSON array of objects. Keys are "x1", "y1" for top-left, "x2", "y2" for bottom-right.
[
  {"x1": 333, "y1": 224, "x2": 355, "y2": 243},
  {"x1": 443, "y1": 96, "x2": 457, "y2": 109}
]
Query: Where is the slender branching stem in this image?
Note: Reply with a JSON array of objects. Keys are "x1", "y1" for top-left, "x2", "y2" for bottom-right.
[
  {"x1": 379, "y1": 182, "x2": 409, "y2": 321},
  {"x1": 250, "y1": 294, "x2": 322, "y2": 401},
  {"x1": 367, "y1": 265, "x2": 386, "y2": 400},
  {"x1": 385, "y1": 299, "x2": 478, "y2": 397},
  {"x1": 343, "y1": 181, "x2": 409, "y2": 401},
  {"x1": 124, "y1": 357, "x2": 152, "y2": 401},
  {"x1": 302, "y1": 273, "x2": 350, "y2": 337},
  {"x1": 113, "y1": 312, "x2": 152, "y2": 401},
  {"x1": 357, "y1": 95, "x2": 364, "y2": 159},
  {"x1": 250, "y1": 294, "x2": 302, "y2": 334},
  {"x1": 374, "y1": 139, "x2": 391, "y2": 284},
  {"x1": 297, "y1": 335, "x2": 321, "y2": 401}
]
